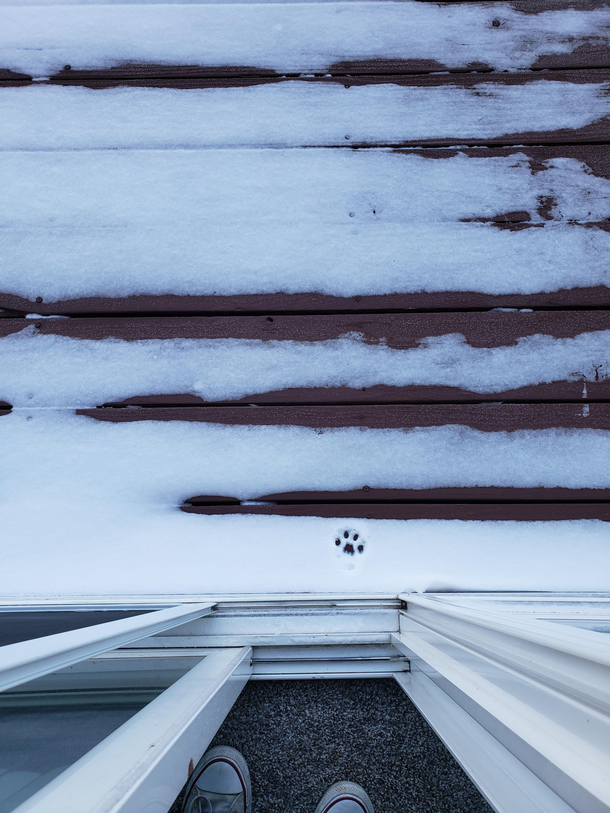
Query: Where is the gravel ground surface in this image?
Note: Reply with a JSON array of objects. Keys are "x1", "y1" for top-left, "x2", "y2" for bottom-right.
[{"x1": 169, "y1": 678, "x2": 492, "y2": 813}]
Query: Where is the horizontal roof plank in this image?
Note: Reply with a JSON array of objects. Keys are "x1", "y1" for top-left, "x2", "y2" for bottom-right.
[
  {"x1": 4, "y1": 407, "x2": 610, "y2": 598},
  {"x1": 6, "y1": 406, "x2": 610, "y2": 528},
  {"x1": 2, "y1": 145, "x2": 609, "y2": 313},
  {"x1": 96, "y1": 382, "x2": 607, "y2": 406},
  {"x1": 3, "y1": 74, "x2": 610, "y2": 150},
  {"x1": 76, "y1": 403, "x2": 610, "y2": 430},
  {"x1": 2, "y1": 310, "x2": 609, "y2": 344},
  {"x1": 4, "y1": 289, "x2": 610, "y2": 316},
  {"x1": 1, "y1": 311, "x2": 608, "y2": 405},
  {"x1": 3, "y1": 2, "x2": 610, "y2": 77}
]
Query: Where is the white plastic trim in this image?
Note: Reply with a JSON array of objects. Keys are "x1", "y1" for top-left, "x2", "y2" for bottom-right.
[
  {"x1": 15, "y1": 646, "x2": 252, "y2": 813},
  {"x1": 399, "y1": 593, "x2": 610, "y2": 667},
  {"x1": 395, "y1": 668, "x2": 575, "y2": 813},
  {"x1": 393, "y1": 597, "x2": 610, "y2": 813},
  {"x1": 0, "y1": 603, "x2": 214, "y2": 693},
  {"x1": 4, "y1": 594, "x2": 610, "y2": 813}
]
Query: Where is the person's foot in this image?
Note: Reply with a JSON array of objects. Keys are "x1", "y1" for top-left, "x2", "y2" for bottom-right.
[
  {"x1": 181, "y1": 746, "x2": 251, "y2": 813},
  {"x1": 314, "y1": 781, "x2": 375, "y2": 813}
]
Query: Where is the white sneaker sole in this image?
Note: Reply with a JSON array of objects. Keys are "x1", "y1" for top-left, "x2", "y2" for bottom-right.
[{"x1": 314, "y1": 781, "x2": 375, "y2": 813}]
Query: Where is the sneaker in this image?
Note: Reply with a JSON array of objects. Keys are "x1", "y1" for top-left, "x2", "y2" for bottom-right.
[
  {"x1": 314, "y1": 781, "x2": 375, "y2": 813},
  {"x1": 181, "y1": 746, "x2": 251, "y2": 813}
]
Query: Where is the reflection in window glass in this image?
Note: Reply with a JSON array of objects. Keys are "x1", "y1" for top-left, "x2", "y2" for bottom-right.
[
  {"x1": 0, "y1": 702, "x2": 145, "y2": 812},
  {"x1": 0, "y1": 610, "x2": 150, "y2": 647}
]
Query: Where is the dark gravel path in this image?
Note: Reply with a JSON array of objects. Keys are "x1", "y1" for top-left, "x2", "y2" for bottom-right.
[{"x1": 169, "y1": 678, "x2": 492, "y2": 813}]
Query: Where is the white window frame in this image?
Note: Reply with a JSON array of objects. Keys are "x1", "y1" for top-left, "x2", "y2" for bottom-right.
[{"x1": 0, "y1": 593, "x2": 607, "y2": 813}]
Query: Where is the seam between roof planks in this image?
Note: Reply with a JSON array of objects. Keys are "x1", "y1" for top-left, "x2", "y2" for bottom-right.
[
  {"x1": 5, "y1": 64, "x2": 610, "y2": 83},
  {"x1": 3, "y1": 307, "x2": 610, "y2": 317},
  {"x1": 4, "y1": 297, "x2": 610, "y2": 319}
]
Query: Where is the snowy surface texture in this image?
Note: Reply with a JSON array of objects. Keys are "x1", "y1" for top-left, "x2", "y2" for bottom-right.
[
  {"x1": 2, "y1": 326, "x2": 609, "y2": 406},
  {"x1": 2, "y1": 410, "x2": 610, "y2": 595},
  {"x1": 1, "y1": 82, "x2": 608, "y2": 150},
  {"x1": 1, "y1": 150, "x2": 609, "y2": 301},
  {"x1": 2, "y1": 2, "x2": 609, "y2": 76}
]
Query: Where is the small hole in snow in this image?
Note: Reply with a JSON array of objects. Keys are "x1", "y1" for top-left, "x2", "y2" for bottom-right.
[
  {"x1": 349, "y1": 212, "x2": 355, "y2": 217},
  {"x1": 492, "y1": 19, "x2": 501, "y2": 27},
  {"x1": 358, "y1": 545, "x2": 364, "y2": 553},
  {"x1": 344, "y1": 531, "x2": 349, "y2": 539},
  {"x1": 353, "y1": 533, "x2": 359, "y2": 541},
  {"x1": 266, "y1": 317, "x2": 274, "y2": 322},
  {"x1": 335, "y1": 539, "x2": 341, "y2": 546}
]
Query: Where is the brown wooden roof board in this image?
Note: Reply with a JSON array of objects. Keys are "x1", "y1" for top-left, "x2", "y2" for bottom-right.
[
  {"x1": 48, "y1": 68, "x2": 610, "y2": 88},
  {"x1": 95, "y1": 382, "x2": 605, "y2": 407},
  {"x1": 2, "y1": 310, "x2": 609, "y2": 344},
  {"x1": 43, "y1": 70, "x2": 610, "y2": 150},
  {"x1": 4, "y1": 289, "x2": 610, "y2": 317},
  {"x1": 4, "y1": 288, "x2": 610, "y2": 317},
  {"x1": 509, "y1": 0, "x2": 610, "y2": 11},
  {"x1": 3, "y1": 311, "x2": 608, "y2": 404},
  {"x1": 77, "y1": 403, "x2": 609, "y2": 430},
  {"x1": 43, "y1": 58, "x2": 610, "y2": 81},
  {"x1": 2, "y1": 142, "x2": 609, "y2": 315},
  {"x1": 30, "y1": 1, "x2": 610, "y2": 81}
]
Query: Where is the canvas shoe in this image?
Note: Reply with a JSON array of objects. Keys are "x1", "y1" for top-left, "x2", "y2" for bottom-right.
[
  {"x1": 314, "y1": 781, "x2": 375, "y2": 813},
  {"x1": 181, "y1": 746, "x2": 251, "y2": 813}
]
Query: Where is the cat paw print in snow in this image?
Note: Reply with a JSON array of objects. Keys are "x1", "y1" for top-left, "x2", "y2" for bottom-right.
[{"x1": 334, "y1": 529, "x2": 366, "y2": 570}]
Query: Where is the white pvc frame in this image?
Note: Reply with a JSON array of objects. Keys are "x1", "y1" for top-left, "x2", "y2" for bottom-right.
[
  {"x1": 16, "y1": 647, "x2": 252, "y2": 813},
  {"x1": 395, "y1": 669, "x2": 574, "y2": 813},
  {"x1": 394, "y1": 593, "x2": 610, "y2": 813},
  {"x1": 0, "y1": 603, "x2": 215, "y2": 693},
  {"x1": 0, "y1": 593, "x2": 608, "y2": 813}
]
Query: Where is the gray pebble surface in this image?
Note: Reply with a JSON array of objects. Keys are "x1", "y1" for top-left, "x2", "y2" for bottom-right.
[{"x1": 169, "y1": 678, "x2": 492, "y2": 813}]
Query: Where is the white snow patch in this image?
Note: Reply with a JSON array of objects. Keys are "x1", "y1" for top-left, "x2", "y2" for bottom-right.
[
  {"x1": 6, "y1": 410, "x2": 610, "y2": 500},
  {"x1": 4, "y1": 504, "x2": 610, "y2": 596},
  {"x1": 1, "y1": 150, "x2": 609, "y2": 301},
  {"x1": 1, "y1": 82, "x2": 608, "y2": 150},
  {"x1": 1, "y1": 410, "x2": 610, "y2": 595},
  {"x1": 1, "y1": 327, "x2": 609, "y2": 407},
  {"x1": 1, "y1": 3, "x2": 609, "y2": 75}
]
